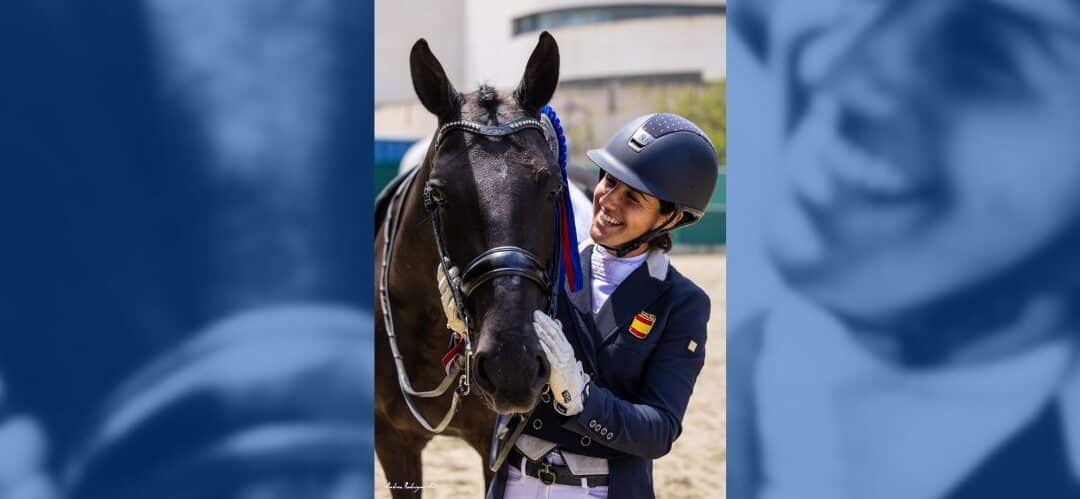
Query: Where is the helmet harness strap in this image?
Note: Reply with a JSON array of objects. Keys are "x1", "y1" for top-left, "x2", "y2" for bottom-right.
[{"x1": 599, "y1": 210, "x2": 681, "y2": 258}]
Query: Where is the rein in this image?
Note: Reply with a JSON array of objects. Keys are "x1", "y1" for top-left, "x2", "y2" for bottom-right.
[
  {"x1": 379, "y1": 109, "x2": 578, "y2": 434},
  {"x1": 380, "y1": 166, "x2": 467, "y2": 433}
]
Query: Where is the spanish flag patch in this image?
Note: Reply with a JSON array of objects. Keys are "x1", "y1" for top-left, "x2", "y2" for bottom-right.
[{"x1": 629, "y1": 312, "x2": 656, "y2": 339}]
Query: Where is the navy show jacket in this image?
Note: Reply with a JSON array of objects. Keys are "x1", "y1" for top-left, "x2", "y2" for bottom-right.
[{"x1": 488, "y1": 244, "x2": 712, "y2": 499}]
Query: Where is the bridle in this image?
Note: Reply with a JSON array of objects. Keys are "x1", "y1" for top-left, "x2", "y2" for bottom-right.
[{"x1": 379, "y1": 114, "x2": 564, "y2": 433}]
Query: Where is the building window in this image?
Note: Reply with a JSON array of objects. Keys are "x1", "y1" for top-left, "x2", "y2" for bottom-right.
[{"x1": 512, "y1": 4, "x2": 726, "y2": 35}]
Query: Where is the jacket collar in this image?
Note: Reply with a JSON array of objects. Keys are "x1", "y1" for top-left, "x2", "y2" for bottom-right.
[
  {"x1": 645, "y1": 246, "x2": 670, "y2": 280},
  {"x1": 568, "y1": 242, "x2": 595, "y2": 316}
]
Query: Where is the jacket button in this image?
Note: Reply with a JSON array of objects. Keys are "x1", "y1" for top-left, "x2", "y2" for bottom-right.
[
  {"x1": 589, "y1": 420, "x2": 597, "y2": 429},
  {"x1": 600, "y1": 428, "x2": 608, "y2": 436},
  {"x1": 580, "y1": 436, "x2": 592, "y2": 447},
  {"x1": 606, "y1": 433, "x2": 614, "y2": 440},
  {"x1": 532, "y1": 419, "x2": 543, "y2": 430}
]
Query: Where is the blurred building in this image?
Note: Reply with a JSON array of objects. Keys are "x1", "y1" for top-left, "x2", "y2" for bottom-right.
[{"x1": 376, "y1": 0, "x2": 725, "y2": 149}]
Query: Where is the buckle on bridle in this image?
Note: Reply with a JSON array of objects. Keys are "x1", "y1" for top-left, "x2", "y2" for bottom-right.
[
  {"x1": 537, "y1": 463, "x2": 556, "y2": 486},
  {"x1": 457, "y1": 349, "x2": 473, "y2": 396}
]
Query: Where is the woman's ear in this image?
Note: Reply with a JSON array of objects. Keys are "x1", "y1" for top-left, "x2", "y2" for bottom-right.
[{"x1": 654, "y1": 211, "x2": 683, "y2": 231}]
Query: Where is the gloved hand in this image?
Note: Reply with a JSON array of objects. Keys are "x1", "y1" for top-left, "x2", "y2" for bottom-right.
[
  {"x1": 437, "y1": 263, "x2": 467, "y2": 334},
  {"x1": 533, "y1": 310, "x2": 589, "y2": 416}
]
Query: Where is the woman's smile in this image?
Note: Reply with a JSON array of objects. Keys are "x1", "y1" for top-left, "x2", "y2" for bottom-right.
[{"x1": 596, "y1": 212, "x2": 624, "y2": 228}]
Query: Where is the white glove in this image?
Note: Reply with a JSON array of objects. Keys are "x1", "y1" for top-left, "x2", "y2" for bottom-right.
[
  {"x1": 533, "y1": 310, "x2": 589, "y2": 416},
  {"x1": 437, "y1": 263, "x2": 467, "y2": 334}
]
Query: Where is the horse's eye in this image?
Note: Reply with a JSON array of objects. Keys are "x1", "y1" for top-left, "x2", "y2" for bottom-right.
[{"x1": 426, "y1": 184, "x2": 446, "y2": 206}]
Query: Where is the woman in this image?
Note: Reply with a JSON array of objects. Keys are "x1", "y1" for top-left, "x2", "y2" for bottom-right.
[
  {"x1": 729, "y1": 1, "x2": 1080, "y2": 498},
  {"x1": 475, "y1": 113, "x2": 719, "y2": 499}
]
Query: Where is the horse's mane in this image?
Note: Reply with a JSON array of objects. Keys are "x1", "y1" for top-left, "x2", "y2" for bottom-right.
[{"x1": 476, "y1": 83, "x2": 501, "y2": 122}]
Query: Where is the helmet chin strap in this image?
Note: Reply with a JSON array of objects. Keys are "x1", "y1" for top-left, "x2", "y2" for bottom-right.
[{"x1": 599, "y1": 211, "x2": 681, "y2": 258}]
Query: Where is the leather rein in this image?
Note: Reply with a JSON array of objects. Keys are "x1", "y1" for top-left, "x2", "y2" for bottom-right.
[{"x1": 379, "y1": 115, "x2": 563, "y2": 433}]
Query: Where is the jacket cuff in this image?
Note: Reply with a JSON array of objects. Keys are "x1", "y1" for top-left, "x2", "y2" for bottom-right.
[{"x1": 561, "y1": 381, "x2": 609, "y2": 437}]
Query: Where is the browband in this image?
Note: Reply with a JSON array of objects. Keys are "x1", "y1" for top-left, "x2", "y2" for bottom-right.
[{"x1": 435, "y1": 117, "x2": 547, "y2": 145}]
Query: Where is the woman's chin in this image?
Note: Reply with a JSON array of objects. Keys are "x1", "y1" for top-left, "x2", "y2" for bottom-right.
[
  {"x1": 590, "y1": 228, "x2": 615, "y2": 246},
  {"x1": 590, "y1": 223, "x2": 632, "y2": 246}
]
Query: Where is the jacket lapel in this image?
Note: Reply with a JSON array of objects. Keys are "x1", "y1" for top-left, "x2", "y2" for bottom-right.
[
  {"x1": 596, "y1": 250, "x2": 672, "y2": 345},
  {"x1": 568, "y1": 245, "x2": 594, "y2": 316},
  {"x1": 564, "y1": 244, "x2": 600, "y2": 375}
]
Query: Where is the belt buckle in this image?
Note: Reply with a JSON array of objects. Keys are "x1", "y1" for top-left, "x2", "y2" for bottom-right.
[{"x1": 537, "y1": 462, "x2": 557, "y2": 486}]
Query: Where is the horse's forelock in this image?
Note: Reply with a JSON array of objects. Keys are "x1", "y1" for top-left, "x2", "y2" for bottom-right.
[
  {"x1": 460, "y1": 84, "x2": 525, "y2": 126},
  {"x1": 477, "y1": 84, "x2": 498, "y2": 108}
]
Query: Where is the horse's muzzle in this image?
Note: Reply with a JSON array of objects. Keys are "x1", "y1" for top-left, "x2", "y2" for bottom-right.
[{"x1": 471, "y1": 339, "x2": 549, "y2": 414}]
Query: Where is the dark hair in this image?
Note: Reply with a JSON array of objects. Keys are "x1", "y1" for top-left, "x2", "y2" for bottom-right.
[{"x1": 648, "y1": 200, "x2": 678, "y2": 252}]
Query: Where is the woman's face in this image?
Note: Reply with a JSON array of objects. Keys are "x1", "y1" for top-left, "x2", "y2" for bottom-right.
[
  {"x1": 591, "y1": 174, "x2": 670, "y2": 255},
  {"x1": 762, "y1": 0, "x2": 1080, "y2": 322}
]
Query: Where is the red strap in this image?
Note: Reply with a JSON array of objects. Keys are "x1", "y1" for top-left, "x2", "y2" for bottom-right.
[{"x1": 441, "y1": 340, "x2": 466, "y2": 373}]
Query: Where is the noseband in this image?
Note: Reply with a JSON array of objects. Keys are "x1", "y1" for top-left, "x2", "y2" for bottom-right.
[
  {"x1": 380, "y1": 115, "x2": 563, "y2": 433},
  {"x1": 458, "y1": 246, "x2": 551, "y2": 297}
]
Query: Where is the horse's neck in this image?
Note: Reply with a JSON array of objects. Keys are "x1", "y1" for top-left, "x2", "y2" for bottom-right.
[
  {"x1": 384, "y1": 164, "x2": 452, "y2": 363},
  {"x1": 389, "y1": 164, "x2": 440, "y2": 292}
]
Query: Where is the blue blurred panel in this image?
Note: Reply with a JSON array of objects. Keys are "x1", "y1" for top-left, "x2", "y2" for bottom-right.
[
  {"x1": 374, "y1": 139, "x2": 418, "y2": 167},
  {"x1": 729, "y1": 1, "x2": 1080, "y2": 498},
  {"x1": 0, "y1": 1, "x2": 373, "y2": 497},
  {"x1": 374, "y1": 138, "x2": 418, "y2": 195}
]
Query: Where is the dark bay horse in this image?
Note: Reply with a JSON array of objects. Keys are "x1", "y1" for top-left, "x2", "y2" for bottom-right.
[{"x1": 375, "y1": 32, "x2": 562, "y2": 496}]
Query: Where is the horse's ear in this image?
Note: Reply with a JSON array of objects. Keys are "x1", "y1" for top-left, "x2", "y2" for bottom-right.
[
  {"x1": 515, "y1": 31, "x2": 559, "y2": 112},
  {"x1": 410, "y1": 39, "x2": 460, "y2": 120}
]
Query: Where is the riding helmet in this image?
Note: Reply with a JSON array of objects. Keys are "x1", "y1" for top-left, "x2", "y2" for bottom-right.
[{"x1": 586, "y1": 113, "x2": 719, "y2": 227}]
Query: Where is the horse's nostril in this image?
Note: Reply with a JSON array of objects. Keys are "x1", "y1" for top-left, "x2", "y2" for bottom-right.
[{"x1": 475, "y1": 355, "x2": 494, "y2": 390}]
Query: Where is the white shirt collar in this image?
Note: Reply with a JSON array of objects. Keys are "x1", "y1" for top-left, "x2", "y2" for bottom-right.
[{"x1": 580, "y1": 239, "x2": 669, "y2": 281}]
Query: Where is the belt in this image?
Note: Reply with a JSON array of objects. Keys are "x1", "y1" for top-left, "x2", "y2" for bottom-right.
[{"x1": 509, "y1": 449, "x2": 609, "y2": 488}]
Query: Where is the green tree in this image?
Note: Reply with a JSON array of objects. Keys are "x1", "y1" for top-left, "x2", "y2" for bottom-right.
[{"x1": 669, "y1": 81, "x2": 726, "y2": 166}]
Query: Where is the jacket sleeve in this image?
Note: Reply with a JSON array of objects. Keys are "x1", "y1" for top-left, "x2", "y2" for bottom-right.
[{"x1": 561, "y1": 289, "x2": 710, "y2": 459}]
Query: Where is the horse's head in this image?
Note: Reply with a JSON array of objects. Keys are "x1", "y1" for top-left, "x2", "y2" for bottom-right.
[{"x1": 411, "y1": 33, "x2": 561, "y2": 414}]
